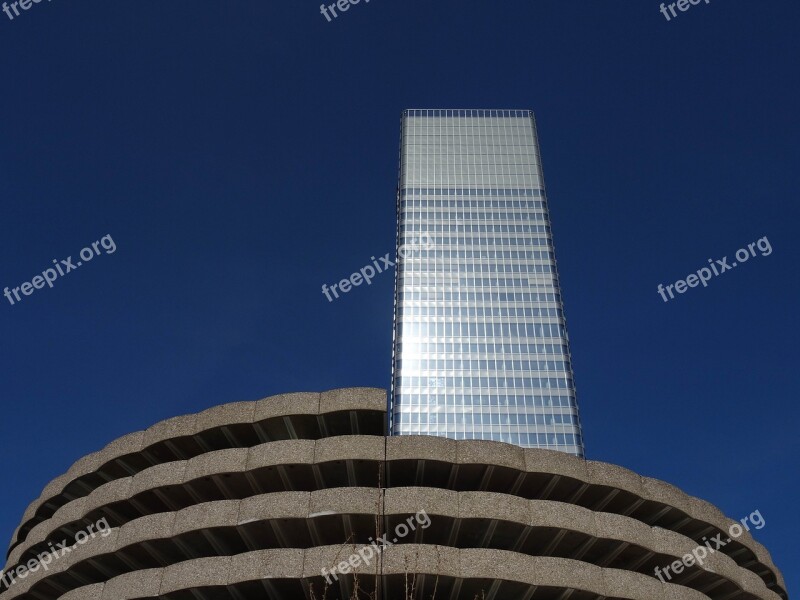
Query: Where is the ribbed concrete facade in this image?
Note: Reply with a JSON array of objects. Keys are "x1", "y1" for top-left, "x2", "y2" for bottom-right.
[{"x1": 0, "y1": 388, "x2": 786, "y2": 600}]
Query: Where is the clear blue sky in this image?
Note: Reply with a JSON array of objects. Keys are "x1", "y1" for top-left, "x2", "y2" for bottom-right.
[{"x1": 0, "y1": 0, "x2": 797, "y2": 592}]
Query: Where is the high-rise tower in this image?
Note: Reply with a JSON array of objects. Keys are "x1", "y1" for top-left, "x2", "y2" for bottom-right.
[{"x1": 391, "y1": 109, "x2": 584, "y2": 456}]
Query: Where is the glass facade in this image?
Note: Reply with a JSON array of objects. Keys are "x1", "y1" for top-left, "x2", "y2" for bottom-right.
[{"x1": 390, "y1": 109, "x2": 584, "y2": 456}]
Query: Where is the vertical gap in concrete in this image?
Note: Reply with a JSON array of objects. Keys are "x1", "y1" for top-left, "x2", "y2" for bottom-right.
[{"x1": 379, "y1": 431, "x2": 388, "y2": 600}]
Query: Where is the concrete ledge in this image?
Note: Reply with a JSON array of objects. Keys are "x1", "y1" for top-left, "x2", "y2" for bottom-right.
[
  {"x1": 50, "y1": 546, "x2": 715, "y2": 600},
  {"x1": 102, "y1": 567, "x2": 162, "y2": 599},
  {"x1": 320, "y1": 388, "x2": 386, "y2": 414},
  {"x1": 386, "y1": 434, "x2": 456, "y2": 463},
  {"x1": 0, "y1": 490, "x2": 780, "y2": 600},
  {"x1": 2, "y1": 404, "x2": 786, "y2": 600},
  {"x1": 6, "y1": 387, "x2": 385, "y2": 556},
  {"x1": 315, "y1": 435, "x2": 385, "y2": 463},
  {"x1": 247, "y1": 439, "x2": 316, "y2": 470},
  {"x1": 524, "y1": 446, "x2": 589, "y2": 482},
  {"x1": 61, "y1": 582, "x2": 103, "y2": 600},
  {"x1": 239, "y1": 491, "x2": 309, "y2": 523},
  {"x1": 160, "y1": 556, "x2": 232, "y2": 594},
  {"x1": 3, "y1": 436, "x2": 785, "y2": 600},
  {"x1": 232, "y1": 548, "x2": 305, "y2": 580},
  {"x1": 195, "y1": 401, "x2": 257, "y2": 434},
  {"x1": 456, "y1": 439, "x2": 526, "y2": 471},
  {"x1": 253, "y1": 392, "x2": 320, "y2": 421}
]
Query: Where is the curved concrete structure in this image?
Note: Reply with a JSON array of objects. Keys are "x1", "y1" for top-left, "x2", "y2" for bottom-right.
[{"x1": 0, "y1": 388, "x2": 787, "y2": 600}]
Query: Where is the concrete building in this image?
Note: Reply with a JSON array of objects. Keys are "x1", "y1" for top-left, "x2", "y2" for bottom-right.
[
  {"x1": 391, "y1": 109, "x2": 584, "y2": 455},
  {"x1": 0, "y1": 388, "x2": 786, "y2": 600}
]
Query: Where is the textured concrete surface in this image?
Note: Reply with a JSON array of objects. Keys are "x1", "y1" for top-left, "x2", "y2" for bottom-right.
[
  {"x1": 0, "y1": 388, "x2": 787, "y2": 600},
  {"x1": 1, "y1": 488, "x2": 783, "y2": 600}
]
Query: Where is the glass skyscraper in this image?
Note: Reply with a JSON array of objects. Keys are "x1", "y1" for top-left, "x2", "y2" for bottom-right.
[{"x1": 390, "y1": 109, "x2": 584, "y2": 456}]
